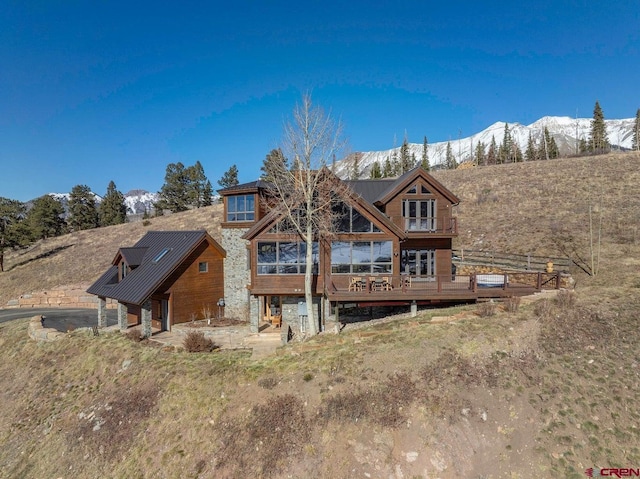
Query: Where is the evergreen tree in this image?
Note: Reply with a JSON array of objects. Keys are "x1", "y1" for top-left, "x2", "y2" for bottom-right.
[
  {"x1": 27, "y1": 195, "x2": 66, "y2": 239},
  {"x1": 382, "y1": 156, "x2": 393, "y2": 177},
  {"x1": 547, "y1": 133, "x2": 560, "y2": 159},
  {"x1": 218, "y1": 164, "x2": 239, "y2": 189},
  {"x1": 99, "y1": 180, "x2": 127, "y2": 226},
  {"x1": 0, "y1": 197, "x2": 29, "y2": 271},
  {"x1": 525, "y1": 133, "x2": 538, "y2": 162},
  {"x1": 474, "y1": 141, "x2": 486, "y2": 166},
  {"x1": 579, "y1": 138, "x2": 589, "y2": 153},
  {"x1": 633, "y1": 108, "x2": 640, "y2": 151},
  {"x1": 498, "y1": 123, "x2": 512, "y2": 164},
  {"x1": 391, "y1": 148, "x2": 401, "y2": 176},
  {"x1": 350, "y1": 152, "x2": 361, "y2": 180},
  {"x1": 156, "y1": 162, "x2": 189, "y2": 213},
  {"x1": 201, "y1": 180, "x2": 213, "y2": 206},
  {"x1": 421, "y1": 136, "x2": 430, "y2": 170},
  {"x1": 261, "y1": 148, "x2": 288, "y2": 183},
  {"x1": 68, "y1": 184, "x2": 99, "y2": 231},
  {"x1": 588, "y1": 101, "x2": 610, "y2": 154},
  {"x1": 512, "y1": 142, "x2": 524, "y2": 162},
  {"x1": 399, "y1": 136, "x2": 414, "y2": 173},
  {"x1": 539, "y1": 127, "x2": 560, "y2": 159},
  {"x1": 486, "y1": 136, "x2": 498, "y2": 165},
  {"x1": 369, "y1": 161, "x2": 382, "y2": 179},
  {"x1": 187, "y1": 161, "x2": 209, "y2": 207},
  {"x1": 445, "y1": 141, "x2": 457, "y2": 169}
]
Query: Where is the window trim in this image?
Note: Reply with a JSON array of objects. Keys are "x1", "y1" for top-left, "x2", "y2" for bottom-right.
[
  {"x1": 330, "y1": 240, "x2": 393, "y2": 274},
  {"x1": 198, "y1": 261, "x2": 208, "y2": 273},
  {"x1": 257, "y1": 241, "x2": 319, "y2": 275},
  {"x1": 226, "y1": 194, "x2": 256, "y2": 222}
]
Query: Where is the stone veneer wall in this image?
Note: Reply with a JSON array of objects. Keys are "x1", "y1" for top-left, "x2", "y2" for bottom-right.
[
  {"x1": 221, "y1": 228, "x2": 251, "y2": 321},
  {"x1": 6, "y1": 286, "x2": 117, "y2": 309}
]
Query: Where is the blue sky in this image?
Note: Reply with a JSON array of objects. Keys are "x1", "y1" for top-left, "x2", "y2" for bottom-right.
[{"x1": 2, "y1": 1, "x2": 639, "y2": 202}]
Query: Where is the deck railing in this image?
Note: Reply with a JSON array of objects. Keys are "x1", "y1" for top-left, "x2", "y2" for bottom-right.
[
  {"x1": 402, "y1": 217, "x2": 458, "y2": 234},
  {"x1": 330, "y1": 271, "x2": 562, "y2": 296}
]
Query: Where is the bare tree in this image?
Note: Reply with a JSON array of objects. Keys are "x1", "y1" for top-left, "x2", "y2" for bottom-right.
[{"x1": 265, "y1": 94, "x2": 346, "y2": 336}]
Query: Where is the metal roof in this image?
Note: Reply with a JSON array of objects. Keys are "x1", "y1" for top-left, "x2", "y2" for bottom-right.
[
  {"x1": 344, "y1": 179, "x2": 396, "y2": 204},
  {"x1": 87, "y1": 230, "x2": 225, "y2": 306},
  {"x1": 217, "y1": 180, "x2": 273, "y2": 195},
  {"x1": 117, "y1": 246, "x2": 148, "y2": 267}
]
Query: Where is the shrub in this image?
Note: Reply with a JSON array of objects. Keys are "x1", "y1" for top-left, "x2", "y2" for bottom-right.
[
  {"x1": 124, "y1": 329, "x2": 144, "y2": 342},
  {"x1": 555, "y1": 289, "x2": 576, "y2": 309},
  {"x1": 504, "y1": 296, "x2": 521, "y2": 313},
  {"x1": 534, "y1": 298, "x2": 554, "y2": 318},
  {"x1": 257, "y1": 377, "x2": 278, "y2": 390},
  {"x1": 183, "y1": 331, "x2": 217, "y2": 352},
  {"x1": 477, "y1": 301, "x2": 497, "y2": 317}
]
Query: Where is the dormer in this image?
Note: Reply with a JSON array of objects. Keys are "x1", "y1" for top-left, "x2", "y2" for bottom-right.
[
  {"x1": 112, "y1": 246, "x2": 147, "y2": 282},
  {"x1": 218, "y1": 180, "x2": 271, "y2": 228}
]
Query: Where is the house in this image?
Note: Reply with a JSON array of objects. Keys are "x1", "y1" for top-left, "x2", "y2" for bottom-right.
[
  {"x1": 87, "y1": 230, "x2": 225, "y2": 336},
  {"x1": 218, "y1": 166, "x2": 476, "y2": 334}
]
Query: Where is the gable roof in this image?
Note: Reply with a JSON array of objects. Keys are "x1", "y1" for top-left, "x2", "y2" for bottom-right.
[
  {"x1": 217, "y1": 180, "x2": 272, "y2": 196},
  {"x1": 87, "y1": 230, "x2": 225, "y2": 306},
  {"x1": 116, "y1": 246, "x2": 148, "y2": 268},
  {"x1": 371, "y1": 167, "x2": 460, "y2": 206},
  {"x1": 241, "y1": 168, "x2": 406, "y2": 241},
  {"x1": 344, "y1": 179, "x2": 396, "y2": 204}
]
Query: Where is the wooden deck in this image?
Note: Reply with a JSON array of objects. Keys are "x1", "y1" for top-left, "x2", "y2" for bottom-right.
[{"x1": 327, "y1": 272, "x2": 562, "y2": 305}]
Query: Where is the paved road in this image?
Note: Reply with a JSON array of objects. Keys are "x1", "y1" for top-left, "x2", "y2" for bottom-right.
[{"x1": 0, "y1": 308, "x2": 118, "y2": 332}]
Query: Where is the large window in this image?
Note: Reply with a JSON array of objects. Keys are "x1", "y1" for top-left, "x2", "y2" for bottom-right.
[
  {"x1": 333, "y1": 203, "x2": 381, "y2": 233},
  {"x1": 331, "y1": 241, "x2": 392, "y2": 274},
  {"x1": 402, "y1": 199, "x2": 436, "y2": 231},
  {"x1": 257, "y1": 241, "x2": 318, "y2": 274},
  {"x1": 227, "y1": 195, "x2": 255, "y2": 222}
]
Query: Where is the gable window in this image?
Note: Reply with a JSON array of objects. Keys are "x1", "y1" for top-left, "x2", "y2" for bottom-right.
[
  {"x1": 402, "y1": 199, "x2": 436, "y2": 231},
  {"x1": 257, "y1": 241, "x2": 318, "y2": 274},
  {"x1": 227, "y1": 194, "x2": 255, "y2": 222},
  {"x1": 333, "y1": 203, "x2": 381, "y2": 233},
  {"x1": 331, "y1": 241, "x2": 392, "y2": 274},
  {"x1": 121, "y1": 261, "x2": 127, "y2": 280},
  {"x1": 198, "y1": 262, "x2": 208, "y2": 273}
]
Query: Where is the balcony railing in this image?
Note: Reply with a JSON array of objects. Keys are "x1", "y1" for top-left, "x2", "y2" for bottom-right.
[{"x1": 403, "y1": 217, "x2": 457, "y2": 234}]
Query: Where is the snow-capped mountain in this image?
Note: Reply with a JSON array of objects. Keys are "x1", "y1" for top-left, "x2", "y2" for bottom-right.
[
  {"x1": 122, "y1": 189, "x2": 158, "y2": 215},
  {"x1": 41, "y1": 190, "x2": 158, "y2": 217},
  {"x1": 334, "y1": 116, "x2": 637, "y2": 178}
]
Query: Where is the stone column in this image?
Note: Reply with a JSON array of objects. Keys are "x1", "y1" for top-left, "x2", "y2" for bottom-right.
[
  {"x1": 249, "y1": 294, "x2": 259, "y2": 333},
  {"x1": 141, "y1": 300, "x2": 152, "y2": 338},
  {"x1": 97, "y1": 297, "x2": 107, "y2": 328},
  {"x1": 118, "y1": 302, "x2": 128, "y2": 331}
]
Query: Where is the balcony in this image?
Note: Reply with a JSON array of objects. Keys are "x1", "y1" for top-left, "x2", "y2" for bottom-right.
[{"x1": 402, "y1": 217, "x2": 458, "y2": 235}]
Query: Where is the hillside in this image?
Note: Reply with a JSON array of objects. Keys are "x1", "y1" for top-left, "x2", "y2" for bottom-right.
[
  {"x1": 333, "y1": 116, "x2": 637, "y2": 178},
  {"x1": 0, "y1": 204, "x2": 223, "y2": 307},
  {"x1": 0, "y1": 152, "x2": 639, "y2": 478}
]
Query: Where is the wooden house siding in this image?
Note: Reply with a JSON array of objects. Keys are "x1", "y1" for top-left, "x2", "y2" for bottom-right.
[{"x1": 164, "y1": 242, "x2": 225, "y2": 325}]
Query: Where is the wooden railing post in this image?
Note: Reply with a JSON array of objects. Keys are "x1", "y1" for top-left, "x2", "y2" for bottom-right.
[
  {"x1": 555, "y1": 272, "x2": 561, "y2": 289},
  {"x1": 536, "y1": 272, "x2": 542, "y2": 290}
]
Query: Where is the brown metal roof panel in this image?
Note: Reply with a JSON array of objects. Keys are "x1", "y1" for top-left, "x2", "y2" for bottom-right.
[
  {"x1": 86, "y1": 266, "x2": 119, "y2": 297},
  {"x1": 119, "y1": 247, "x2": 148, "y2": 267}
]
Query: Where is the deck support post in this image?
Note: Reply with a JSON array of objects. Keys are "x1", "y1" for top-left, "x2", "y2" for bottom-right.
[
  {"x1": 141, "y1": 300, "x2": 152, "y2": 338},
  {"x1": 97, "y1": 297, "x2": 107, "y2": 329},
  {"x1": 117, "y1": 302, "x2": 128, "y2": 331},
  {"x1": 410, "y1": 300, "x2": 417, "y2": 317}
]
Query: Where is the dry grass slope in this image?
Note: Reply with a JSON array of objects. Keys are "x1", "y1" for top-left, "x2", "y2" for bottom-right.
[
  {"x1": 0, "y1": 152, "x2": 639, "y2": 478},
  {"x1": 0, "y1": 203, "x2": 223, "y2": 306}
]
